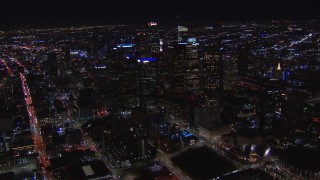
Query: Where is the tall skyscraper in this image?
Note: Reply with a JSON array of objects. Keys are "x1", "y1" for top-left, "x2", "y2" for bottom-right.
[
  {"x1": 47, "y1": 52, "x2": 58, "y2": 77},
  {"x1": 137, "y1": 57, "x2": 157, "y2": 107},
  {"x1": 168, "y1": 43, "x2": 187, "y2": 94},
  {"x1": 203, "y1": 46, "x2": 224, "y2": 94},
  {"x1": 237, "y1": 44, "x2": 249, "y2": 78},
  {"x1": 78, "y1": 89, "x2": 94, "y2": 120},
  {"x1": 135, "y1": 24, "x2": 160, "y2": 58},
  {"x1": 223, "y1": 51, "x2": 238, "y2": 90},
  {"x1": 185, "y1": 38, "x2": 200, "y2": 92}
]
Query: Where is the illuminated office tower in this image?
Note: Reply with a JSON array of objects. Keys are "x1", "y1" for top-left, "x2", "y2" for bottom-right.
[
  {"x1": 185, "y1": 38, "x2": 200, "y2": 92},
  {"x1": 147, "y1": 24, "x2": 161, "y2": 56},
  {"x1": 168, "y1": 43, "x2": 187, "y2": 94},
  {"x1": 223, "y1": 51, "x2": 238, "y2": 90},
  {"x1": 203, "y1": 46, "x2": 224, "y2": 93},
  {"x1": 134, "y1": 28, "x2": 161, "y2": 106},
  {"x1": 135, "y1": 23, "x2": 161, "y2": 58},
  {"x1": 137, "y1": 57, "x2": 157, "y2": 107},
  {"x1": 135, "y1": 32, "x2": 148, "y2": 57}
]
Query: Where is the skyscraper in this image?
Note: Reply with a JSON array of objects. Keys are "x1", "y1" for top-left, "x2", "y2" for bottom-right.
[
  {"x1": 237, "y1": 44, "x2": 249, "y2": 78},
  {"x1": 47, "y1": 52, "x2": 58, "y2": 77},
  {"x1": 137, "y1": 57, "x2": 157, "y2": 107},
  {"x1": 185, "y1": 38, "x2": 200, "y2": 92},
  {"x1": 203, "y1": 46, "x2": 224, "y2": 94},
  {"x1": 135, "y1": 24, "x2": 161, "y2": 58}
]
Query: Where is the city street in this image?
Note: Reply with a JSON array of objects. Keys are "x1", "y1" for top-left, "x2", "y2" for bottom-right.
[{"x1": 20, "y1": 73, "x2": 52, "y2": 179}]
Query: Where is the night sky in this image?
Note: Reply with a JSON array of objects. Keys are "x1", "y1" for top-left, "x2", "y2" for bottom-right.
[{"x1": 0, "y1": 0, "x2": 319, "y2": 29}]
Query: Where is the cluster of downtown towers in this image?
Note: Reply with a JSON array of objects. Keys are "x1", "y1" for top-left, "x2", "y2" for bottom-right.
[{"x1": 1, "y1": 21, "x2": 320, "y2": 179}]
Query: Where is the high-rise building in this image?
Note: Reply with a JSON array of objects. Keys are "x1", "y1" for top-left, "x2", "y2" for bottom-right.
[
  {"x1": 135, "y1": 24, "x2": 161, "y2": 58},
  {"x1": 203, "y1": 46, "x2": 224, "y2": 93},
  {"x1": 177, "y1": 26, "x2": 189, "y2": 42},
  {"x1": 223, "y1": 51, "x2": 238, "y2": 90},
  {"x1": 78, "y1": 89, "x2": 94, "y2": 120},
  {"x1": 135, "y1": 33, "x2": 148, "y2": 57},
  {"x1": 237, "y1": 45, "x2": 250, "y2": 78},
  {"x1": 168, "y1": 43, "x2": 187, "y2": 94},
  {"x1": 166, "y1": 39, "x2": 200, "y2": 94},
  {"x1": 185, "y1": 38, "x2": 200, "y2": 92},
  {"x1": 137, "y1": 57, "x2": 157, "y2": 107},
  {"x1": 47, "y1": 52, "x2": 58, "y2": 77}
]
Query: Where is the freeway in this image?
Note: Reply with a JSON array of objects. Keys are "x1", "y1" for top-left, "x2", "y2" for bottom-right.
[
  {"x1": 0, "y1": 59, "x2": 13, "y2": 76},
  {"x1": 1, "y1": 57, "x2": 52, "y2": 179},
  {"x1": 20, "y1": 73, "x2": 53, "y2": 180}
]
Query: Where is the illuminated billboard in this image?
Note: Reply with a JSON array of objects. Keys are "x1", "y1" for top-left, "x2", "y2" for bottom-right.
[
  {"x1": 117, "y1": 44, "x2": 135, "y2": 48},
  {"x1": 137, "y1": 57, "x2": 156, "y2": 63},
  {"x1": 148, "y1": 22, "x2": 157, "y2": 26}
]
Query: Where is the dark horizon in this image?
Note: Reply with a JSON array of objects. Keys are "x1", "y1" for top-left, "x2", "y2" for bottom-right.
[{"x1": 1, "y1": 0, "x2": 320, "y2": 30}]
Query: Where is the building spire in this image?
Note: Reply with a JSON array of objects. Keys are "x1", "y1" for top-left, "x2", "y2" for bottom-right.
[{"x1": 276, "y1": 62, "x2": 281, "y2": 71}]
